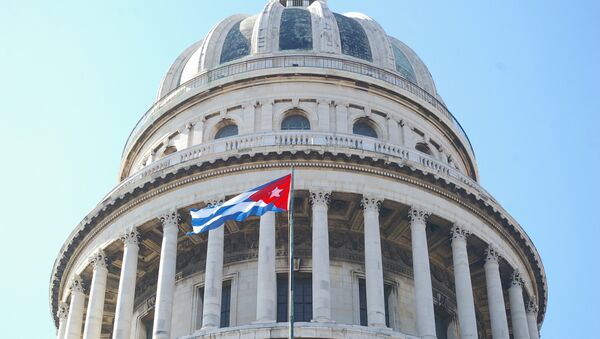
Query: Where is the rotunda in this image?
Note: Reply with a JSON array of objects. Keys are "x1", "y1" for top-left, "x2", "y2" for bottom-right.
[{"x1": 50, "y1": 1, "x2": 546, "y2": 339}]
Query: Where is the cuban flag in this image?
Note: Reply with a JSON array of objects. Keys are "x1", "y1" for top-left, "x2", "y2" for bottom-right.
[{"x1": 188, "y1": 174, "x2": 292, "y2": 235}]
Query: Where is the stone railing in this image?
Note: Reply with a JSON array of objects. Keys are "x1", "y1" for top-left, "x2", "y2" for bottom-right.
[
  {"x1": 122, "y1": 54, "x2": 474, "y2": 159},
  {"x1": 105, "y1": 132, "x2": 492, "y2": 205}
]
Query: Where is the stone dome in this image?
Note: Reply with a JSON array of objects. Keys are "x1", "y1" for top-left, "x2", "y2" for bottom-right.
[{"x1": 156, "y1": 0, "x2": 439, "y2": 101}]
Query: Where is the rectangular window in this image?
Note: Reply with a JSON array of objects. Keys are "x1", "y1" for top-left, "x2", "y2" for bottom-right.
[
  {"x1": 197, "y1": 280, "x2": 232, "y2": 329},
  {"x1": 358, "y1": 278, "x2": 393, "y2": 327},
  {"x1": 276, "y1": 274, "x2": 312, "y2": 322}
]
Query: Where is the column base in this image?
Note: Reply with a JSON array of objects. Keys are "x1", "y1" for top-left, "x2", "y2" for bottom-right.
[
  {"x1": 252, "y1": 320, "x2": 276, "y2": 325},
  {"x1": 311, "y1": 318, "x2": 334, "y2": 324}
]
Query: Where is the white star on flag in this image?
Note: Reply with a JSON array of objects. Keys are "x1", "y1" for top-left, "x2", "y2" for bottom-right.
[{"x1": 270, "y1": 187, "x2": 283, "y2": 199}]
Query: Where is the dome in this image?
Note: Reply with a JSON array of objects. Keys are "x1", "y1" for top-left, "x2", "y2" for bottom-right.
[{"x1": 156, "y1": 0, "x2": 439, "y2": 101}]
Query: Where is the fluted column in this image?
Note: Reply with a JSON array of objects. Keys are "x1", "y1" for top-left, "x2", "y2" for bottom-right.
[
  {"x1": 153, "y1": 211, "x2": 180, "y2": 339},
  {"x1": 484, "y1": 247, "x2": 509, "y2": 339},
  {"x1": 256, "y1": 212, "x2": 277, "y2": 323},
  {"x1": 451, "y1": 225, "x2": 478, "y2": 339},
  {"x1": 362, "y1": 196, "x2": 386, "y2": 327},
  {"x1": 64, "y1": 275, "x2": 85, "y2": 339},
  {"x1": 202, "y1": 201, "x2": 225, "y2": 330},
  {"x1": 409, "y1": 207, "x2": 437, "y2": 339},
  {"x1": 112, "y1": 227, "x2": 141, "y2": 339},
  {"x1": 526, "y1": 299, "x2": 540, "y2": 339},
  {"x1": 509, "y1": 271, "x2": 531, "y2": 339},
  {"x1": 311, "y1": 191, "x2": 332, "y2": 322},
  {"x1": 56, "y1": 302, "x2": 68, "y2": 339},
  {"x1": 83, "y1": 250, "x2": 109, "y2": 339}
]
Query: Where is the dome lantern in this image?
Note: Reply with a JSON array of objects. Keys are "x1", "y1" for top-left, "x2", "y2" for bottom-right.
[{"x1": 281, "y1": 0, "x2": 316, "y2": 7}]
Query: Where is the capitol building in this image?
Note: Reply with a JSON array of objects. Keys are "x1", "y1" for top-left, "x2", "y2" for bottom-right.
[{"x1": 50, "y1": 1, "x2": 546, "y2": 338}]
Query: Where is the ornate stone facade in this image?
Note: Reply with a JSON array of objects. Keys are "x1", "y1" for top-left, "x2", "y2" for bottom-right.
[{"x1": 50, "y1": 1, "x2": 546, "y2": 339}]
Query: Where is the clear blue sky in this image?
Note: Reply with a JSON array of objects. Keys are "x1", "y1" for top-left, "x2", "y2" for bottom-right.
[{"x1": 0, "y1": 0, "x2": 597, "y2": 337}]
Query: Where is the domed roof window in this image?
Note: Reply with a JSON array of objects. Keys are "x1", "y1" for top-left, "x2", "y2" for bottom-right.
[
  {"x1": 391, "y1": 44, "x2": 417, "y2": 84},
  {"x1": 220, "y1": 17, "x2": 256, "y2": 64},
  {"x1": 279, "y1": 0, "x2": 316, "y2": 7},
  {"x1": 215, "y1": 124, "x2": 239, "y2": 140},
  {"x1": 333, "y1": 13, "x2": 373, "y2": 62},
  {"x1": 353, "y1": 118, "x2": 378, "y2": 138},
  {"x1": 279, "y1": 8, "x2": 313, "y2": 51},
  {"x1": 282, "y1": 114, "x2": 311, "y2": 130}
]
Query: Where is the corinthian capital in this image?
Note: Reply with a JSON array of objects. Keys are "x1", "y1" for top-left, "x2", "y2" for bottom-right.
[
  {"x1": 451, "y1": 224, "x2": 471, "y2": 241},
  {"x1": 527, "y1": 298, "x2": 539, "y2": 314},
  {"x1": 160, "y1": 210, "x2": 180, "y2": 230},
  {"x1": 361, "y1": 196, "x2": 382, "y2": 212},
  {"x1": 310, "y1": 191, "x2": 331, "y2": 207},
  {"x1": 409, "y1": 207, "x2": 431, "y2": 224},
  {"x1": 121, "y1": 227, "x2": 140, "y2": 247},
  {"x1": 485, "y1": 246, "x2": 501, "y2": 264},
  {"x1": 57, "y1": 302, "x2": 69, "y2": 320},
  {"x1": 68, "y1": 275, "x2": 85, "y2": 293},
  {"x1": 511, "y1": 270, "x2": 525, "y2": 288},
  {"x1": 89, "y1": 250, "x2": 109, "y2": 270}
]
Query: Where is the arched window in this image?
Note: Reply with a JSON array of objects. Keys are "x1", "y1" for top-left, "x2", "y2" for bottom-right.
[
  {"x1": 353, "y1": 119, "x2": 378, "y2": 138},
  {"x1": 215, "y1": 124, "x2": 239, "y2": 139},
  {"x1": 416, "y1": 142, "x2": 433, "y2": 156},
  {"x1": 281, "y1": 115, "x2": 311, "y2": 130}
]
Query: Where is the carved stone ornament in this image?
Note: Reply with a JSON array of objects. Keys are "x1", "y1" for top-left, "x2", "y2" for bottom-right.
[
  {"x1": 57, "y1": 301, "x2": 69, "y2": 320},
  {"x1": 451, "y1": 224, "x2": 471, "y2": 241},
  {"x1": 68, "y1": 274, "x2": 85, "y2": 293},
  {"x1": 207, "y1": 198, "x2": 225, "y2": 208},
  {"x1": 409, "y1": 207, "x2": 431, "y2": 224},
  {"x1": 89, "y1": 250, "x2": 109, "y2": 270},
  {"x1": 511, "y1": 270, "x2": 525, "y2": 288},
  {"x1": 361, "y1": 196, "x2": 382, "y2": 212},
  {"x1": 310, "y1": 191, "x2": 331, "y2": 206},
  {"x1": 484, "y1": 246, "x2": 501, "y2": 264},
  {"x1": 121, "y1": 227, "x2": 141, "y2": 246},
  {"x1": 527, "y1": 298, "x2": 539, "y2": 314},
  {"x1": 159, "y1": 210, "x2": 180, "y2": 229}
]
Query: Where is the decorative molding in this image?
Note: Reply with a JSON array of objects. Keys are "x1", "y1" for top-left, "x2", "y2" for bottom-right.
[
  {"x1": 57, "y1": 302, "x2": 68, "y2": 320},
  {"x1": 451, "y1": 224, "x2": 471, "y2": 241},
  {"x1": 527, "y1": 298, "x2": 539, "y2": 314},
  {"x1": 409, "y1": 207, "x2": 430, "y2": 224},
  {"x1": 159, "y1": 210, "x2": 180, "y2": 230},
  {"x1": 121, "y1": 227, "x2": 141, "y2": 247},
  {"x1": 485, "y1": 246, "x2": 501, "y2": 264},
  {"x1": 89, "y1": 250, "x2": 108, "y2": 270},
  {"x1": 309, "y1": 190, "x2": 331, "y2": 207},
  {"x1": 361, "y1": 196, "x2": 382, "y2": 212},
  {"x1": 207, "y1": 198, "x2": 225, "y2": 208},
  {"x1": 511, "y1": 270, "x2": 525, "y2": 288},
  {"x1": 68, "y1": 275, "x2": 85, "y2": 294}
]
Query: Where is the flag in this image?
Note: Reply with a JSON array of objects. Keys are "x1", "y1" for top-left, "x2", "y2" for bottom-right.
[{"x1": 188, "y1": 174, "x2": 292, "y2": 235}]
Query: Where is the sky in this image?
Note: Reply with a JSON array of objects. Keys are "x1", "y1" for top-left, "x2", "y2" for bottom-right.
[{"x1": 0, "y1": 0, "x2": 598, "y2": 338}]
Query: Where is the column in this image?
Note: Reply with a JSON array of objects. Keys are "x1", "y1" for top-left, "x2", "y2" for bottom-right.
[
  {"x1": 256, "y1": 212, "x2": 277, "y2": 323},
  {"x1": 311, "y1": 191, "x2": 332, "y2": 322},
  {"x1": 362, "y1": 196, "x2": 386, "y2": 327},
  {"x1": 484, "y1": 246, "x2": 510, "y2": 339},
  {"x1": 451, "y1": 225, "x2": 478, "y2": 339},
  {"x1": 509, "y1": 271, "x2": 531, "y2": 339},
  {"x1": 335, "y1": 102, "x2": 349, "y2": 133},
  {"x1": 317, "y1": 100, "x2": 331, "y2": 131},
  {"x1": 64, "y1": 275, "x2": 85, "y2": 339},
  {"x1": 56, "y1": 302, "x2": 68, "y2": 339},
  {"x1": 82, "y1": 250, "x2": 109, "y2": 339},
  {"x1": 153, "y1": 210, "x2": 180, "y2": 339},
  {"x1": 526, "y1": 299, "x2": 540, "y2": 339},
  {"x1": 112, "y1": 227, "x2": 141, "y2": 339},
  {"x1": 202, "y1": 202, "x2": 225, "y2": 330},
  {"x1": 409, "y1": 207, "x2": 437, "y2": 339}
]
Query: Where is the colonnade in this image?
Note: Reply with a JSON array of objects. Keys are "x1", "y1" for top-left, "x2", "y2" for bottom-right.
[{"x1": 57, "y1": 192, "x2": 540, "y2": 339}]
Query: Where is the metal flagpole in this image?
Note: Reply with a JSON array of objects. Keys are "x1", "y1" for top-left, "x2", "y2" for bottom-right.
[{"x1": 288, "y1": 165, "x2": 296, "y2": 339}]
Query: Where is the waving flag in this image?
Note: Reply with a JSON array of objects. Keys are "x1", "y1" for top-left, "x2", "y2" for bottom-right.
[{"x1": 188, "y1": 174, "x2": 292, "y2": 235}]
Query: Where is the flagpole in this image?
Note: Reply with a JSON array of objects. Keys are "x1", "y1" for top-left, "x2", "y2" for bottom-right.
[{"x1": 288, "y1": 165, "x2": 296, "y2": 339}]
